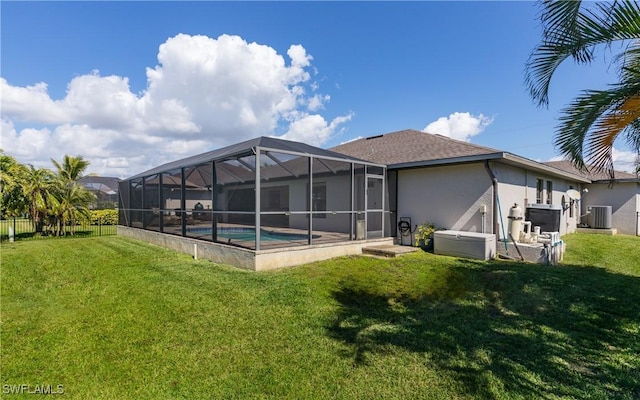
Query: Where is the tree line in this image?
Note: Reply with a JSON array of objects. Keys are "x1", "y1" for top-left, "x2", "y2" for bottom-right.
[{"x1": 1, "y1": 152, "x2": 96, "y2": 236}]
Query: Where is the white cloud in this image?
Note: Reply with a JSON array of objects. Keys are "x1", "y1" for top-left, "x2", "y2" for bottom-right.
[
  {"x1": 279, "y1": 112, "x2": 353, "y2": 147},
  {"x1": 287, "y1": 44, "x2": 312, "y2": 68},
  {"x1": 1, "y1": 34, "x2": 349, "y2": 176},
  {"x1": 423, "y1": 112, "x2": 493, "y2": 141},
  {"x1": 0, "y1": 79, "x2": 68, "y2": 124},
  {"x1": 612, "y1": 147, "x2": 639, "y2": 173},
  {"x1": 1, "y1": 118, "x2": 53, "y2": 164},
  {"x1": 308, "y1": 94, "x2": 330, "y2": 112},
  {"x1": 2, "y1": 119, "x2": 147, "y2": 177},
  {"x1": 64, "y1": 72, "x2": 145, "y2": 130}
]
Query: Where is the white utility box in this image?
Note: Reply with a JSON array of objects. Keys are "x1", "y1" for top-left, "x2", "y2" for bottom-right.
[{"x1": 434, "y1": 230, "x2": 496, "y2": 260}]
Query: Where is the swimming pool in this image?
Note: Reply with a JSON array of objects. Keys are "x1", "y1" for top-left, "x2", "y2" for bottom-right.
[{"x1": 187, "y1": 227, "x2": 311, "y2": 242}]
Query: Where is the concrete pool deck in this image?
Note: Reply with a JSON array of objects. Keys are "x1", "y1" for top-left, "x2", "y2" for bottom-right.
[{"x1": 118, "y1": 225, "x2": 394, "y2": 271}]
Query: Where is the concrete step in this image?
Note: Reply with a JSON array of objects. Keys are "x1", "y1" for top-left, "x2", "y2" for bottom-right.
[{"x1": 362, "y1": 244, "x2": 419, "y2": 258}]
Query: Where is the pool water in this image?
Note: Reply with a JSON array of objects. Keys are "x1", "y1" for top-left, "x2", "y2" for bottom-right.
[{"x1": 187, "y1": 227, "x2": 309, "y2": 242}]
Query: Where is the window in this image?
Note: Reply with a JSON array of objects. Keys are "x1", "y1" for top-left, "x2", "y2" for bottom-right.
[
  {"x1": 546, "y1": 180, "x2": 553, "y2": 204},
  {"x1": 307, "y1": 183, "x2": 326, "y2": 219},
  {"x1": 569, "y1": 185, "x2": 575, "y2": 217},
  {"x1": 536, "y1": 179, "x2": 544, "y2": 204},
  {"x1": 268, "y1": 190, "x2": 281, "y2": 210}
]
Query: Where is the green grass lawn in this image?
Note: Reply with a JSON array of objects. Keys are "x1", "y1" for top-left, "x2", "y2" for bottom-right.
[{"x1": 2, "y1": 233, "x2": 639, "y2": 399}]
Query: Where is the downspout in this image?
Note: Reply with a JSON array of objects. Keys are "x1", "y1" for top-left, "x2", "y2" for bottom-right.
[{"x1": 484, "y1": 160, "x2": 499, "y2": 240}]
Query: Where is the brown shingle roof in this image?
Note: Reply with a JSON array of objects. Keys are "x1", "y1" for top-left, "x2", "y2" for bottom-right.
[
  {"x1": 331, "y1": 129, "x2": 502, "y2": 166},
  {"x1": 544, "y1": 160, "x2": 637, "y2": 181},
  {"x1": 331, "y1": 129, "x2": 592, "y2": 183}
]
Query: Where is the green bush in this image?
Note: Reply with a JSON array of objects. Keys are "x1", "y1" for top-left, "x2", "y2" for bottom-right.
[
  {"x1": 414, "y1": 221, "x2": 437, "y2": 248},
  {"x1": 84, "y1": 209, "x2": 118, "y2": 225}
]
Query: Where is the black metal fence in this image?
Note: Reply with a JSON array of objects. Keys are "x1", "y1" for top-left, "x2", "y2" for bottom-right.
[{"x1": 0, "y1": 218, "x2": 117, "y2": 242}]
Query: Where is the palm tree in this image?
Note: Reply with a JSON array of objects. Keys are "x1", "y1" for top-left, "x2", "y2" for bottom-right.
[
  {"x1": 20, "y1": 165, "x2": 59, "y2": 233},
  {"x1": 50, "y1": 155, "x2": 95, "y2": 235},
  {"x1": 50, "y1": 182, "x2": 95, "y2": 236},
  {"x1": 52, "y1": 155, "x2": 90, "y2": 183},
  {"x1": 525, "y1": 0, "x2": 640, "y2": 178},
  {"x1": 1, "y1": 151, "x2": 28, "y2": 218}
]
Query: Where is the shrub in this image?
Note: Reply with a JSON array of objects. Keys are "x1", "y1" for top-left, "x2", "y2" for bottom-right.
[
  {"x1": 414, "y1": 221, "x2": 437, "y2": 250},
  {"x1": 83, "y1": 209, "x2": 118, "y2": 225}
]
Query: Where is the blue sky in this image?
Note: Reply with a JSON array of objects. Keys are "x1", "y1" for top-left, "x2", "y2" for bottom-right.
[{"x1": 2, "y1": 1, "x2": 636, "y2": 177}]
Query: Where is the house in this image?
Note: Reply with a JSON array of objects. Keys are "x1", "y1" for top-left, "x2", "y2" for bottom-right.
[
  {"x1": 332, "y1": 129, "x2": 592, "y2": 241},
  {"x1": 78, "y1": 176, "x2": 120, "y2": 209},
  {"x1": 117, "y1": 130, "x2": 635, "y2": 270},
  {"x1": 544, "y1": 161, "x2": 640, "y2": 236}
]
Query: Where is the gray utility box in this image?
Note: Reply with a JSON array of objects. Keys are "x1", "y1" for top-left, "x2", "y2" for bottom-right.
[{"x1": 434, "y1": 230, "x2": 496, "y2": 260}]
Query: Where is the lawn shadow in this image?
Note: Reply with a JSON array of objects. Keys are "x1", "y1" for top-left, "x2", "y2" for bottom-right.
[{"x1": 327, "y1": 259, "x2": 640, "y2": 399}]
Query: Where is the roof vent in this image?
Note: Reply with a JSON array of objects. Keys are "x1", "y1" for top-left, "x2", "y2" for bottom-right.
[{"x1": 366, "y1": 134, "x2": 384, "y2": 140}]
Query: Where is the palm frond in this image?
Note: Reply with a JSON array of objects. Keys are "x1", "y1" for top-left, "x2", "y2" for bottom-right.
[
  {"x1": 539, "y1": 0, "x2": 584, "y2": 41},
  {"x1": 555, "y1": 78, "x2": 640, "y2": 176},
  {"x1": 626, "y1": 118, "x2": 640, "y2": 152},
  {"x1": 588, "y1": 95, "x2": 640, "y2": 178},
  {"x1": 526, "y1": 0, "x2": 640, "y2": 107},
  {"x1": 52, "y1": 155, "x2": 90, "y2": 182},
  {"x1": 615, "y1": 40, "x2": 640, "y2": 81}
]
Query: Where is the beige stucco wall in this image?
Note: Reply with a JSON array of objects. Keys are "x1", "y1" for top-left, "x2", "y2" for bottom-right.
[
  {"x1": 395, "y1": 162, "x2": 584, "y2": 240},
  {"x1": 582, "y1": 182, "x2": 639, "y2": 236},
  {"x1": 397, "y1": 164, "x2": 493, "y2": 234},
  {"x1": 493, "y1": 163, "x2": 582, "y2": 237}
]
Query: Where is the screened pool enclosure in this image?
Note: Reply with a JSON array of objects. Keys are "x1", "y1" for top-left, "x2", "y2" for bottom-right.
[{"x1": 119, "y1": 137, "x2": 390, "y2": 251}]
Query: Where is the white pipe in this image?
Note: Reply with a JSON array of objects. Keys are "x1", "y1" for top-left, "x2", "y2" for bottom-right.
[{"x1": 193, "y1": 243, "x2": 198, "y2": 259}]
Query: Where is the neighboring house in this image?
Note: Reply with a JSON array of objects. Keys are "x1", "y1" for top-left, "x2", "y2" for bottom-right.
[
  {"x1": 333, "y1": 129, "x2": 591, "y2": 240},
  {"x1": 544, "y1": 161, "x2": 640, "y2": 236},
  {"x1": 78, "y1": 176, "x2": 120, "y2": 209}
]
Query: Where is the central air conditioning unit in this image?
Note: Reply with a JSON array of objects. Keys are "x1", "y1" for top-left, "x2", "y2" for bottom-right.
[{"x1": 589, "y1": 206, "x2": 612, "y2": 229}]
